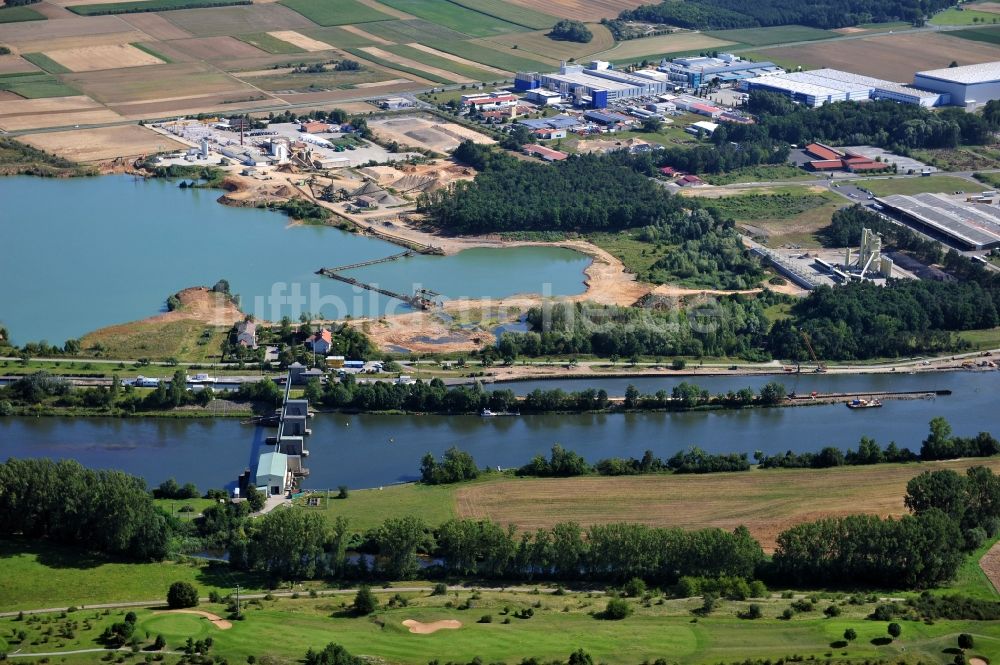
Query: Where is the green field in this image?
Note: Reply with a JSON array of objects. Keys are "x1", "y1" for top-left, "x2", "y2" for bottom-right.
[
  {"x1": 930, "y1": 7, "x2": 1000, "y2": 25},
  {"x1": 302, "y1": 26, "x2": 381, "y2": 48},
  {"x1": 0, "y1": 4, "x2": 45, "y2": 22},
  {"x1": 1, "y1": 589, "x2": 999, "y2": 664},
  {"x1": 277, "y1": 0, "x2": 395, "y2": 26},
  {"x1": 706, "y1": 25, "x2": 836, "y2": 47},
  {"x1": 956, "y1": 326, "x2": 1000, "y2": 351},
  {"x1": 445, "y1": 0, "x2": 558, "y2": 30},
  {"x1": 243, "y1": 67, "x2": 390, "y2": 92},
  {"x1": 344, "y1": 47, "x2": 452, "y2": 84},
  {"x1": 132, "y1": 41, "x2": 175, "y2": 62},
  {"x1": 356, "y1": 17, "x2": 472, "y2": 43},
  {"x1": 703, "y1": 164, "x2": 815, "y2": 185},
  {"x1": 68, "y1": 0, "x2": 248, "y2": 15},
  {"x1": 21, "y1": 52, "x2": 73, "y2": 75},
  {"x1": 236, "y1": 32, "x2": 305, "y2": 54},
  {"x1": 378, "y1": 0, "x2": 528, "y2": 37},
  {"x1": 850, "y1": 175, "x2": 979, "y2": 196},
  {"x1": 0, "y1": 72, "x2": 78, "y2": 98},
  {"x1": 946, "y1": 25, "x2": 1000, "y2": 45},
  {"x1": 0, "y1": 540, "x2": 269, "y2": 612},
  {"x1": 381, "y1": 43, "x2": 503, "y2": 81},
  {"x1": 295, "y1": 483, "x2": 456, "y2": 534},
  {"x1": 426, "y1": 38, "x2": 551, "y2": 73}
]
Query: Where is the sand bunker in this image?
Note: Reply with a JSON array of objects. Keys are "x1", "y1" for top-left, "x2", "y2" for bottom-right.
[
  {"x1": 156, "y1": 609, "x2": 233, "y2": 630},
  {"x1": 969, "y1": 658, "x2": 988, "y2": 665},
  {"x1": 402, "y1": 619, "x2": 462, "y2": 634}
]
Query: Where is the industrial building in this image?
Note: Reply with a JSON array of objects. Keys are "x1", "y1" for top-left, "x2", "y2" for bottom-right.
[
  {"x1": 659, "y1": 54, "x2": 783, "y2": 88},
  {"x1": 515, "y1": 61, "x2": 673, "y2": 108},
  {"x1": 877, "y1": 193, "x2": 1000, "y2": 250},
  {"x1": 742, "y1": 68, "x2": 948, "y2": 107},
  {"x1": 913, "y1": 61, "x2": 1000, "y2": 107}
]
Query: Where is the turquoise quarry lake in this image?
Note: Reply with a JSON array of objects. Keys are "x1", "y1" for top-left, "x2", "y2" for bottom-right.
[{"x1": 0, "y1": 175, "x2": 590, "y2": 345}]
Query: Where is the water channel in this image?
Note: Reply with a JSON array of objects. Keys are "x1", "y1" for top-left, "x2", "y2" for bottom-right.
[
  {"x1": 2, "y1": 371, "x2": 995, "y2": 490},
  {"x1": 0, "y1": 175, "x2": 590, "y2": 345}
]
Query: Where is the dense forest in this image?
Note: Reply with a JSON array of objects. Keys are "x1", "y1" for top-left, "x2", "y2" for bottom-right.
[{"x1": 619, "y1": 0, "x2": 958, "y2": 30}]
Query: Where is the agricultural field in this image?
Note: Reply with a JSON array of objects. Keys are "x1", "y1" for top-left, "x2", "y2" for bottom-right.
[
  {"x1": 503, "y1": 0, "x2": 644, "y2": 22},
  {"x1": 0, "y1": 72, "x2": 78, "y2": 99},
  {"x1": 425, "y1": 38, "x2": 553, "y2": 73},
  {"x1": 68, "y1": 0, "x2": 248, "y2": 16},
  {"x1": 300, "y1": 25, "x2": 386, "y2": 47},
  {"x1": 380, "y1": 43, "x2": 502, "y2": 81},
  {"x1": 705, "y1": 25, "x2": 836, "y2": 47},
  {"x1": 160, "y1": 4, "x2": 315, "y2": 38},
  {"x1": 849, "y1": 175, "x2": 979, "y2": 196},
  {"x1": 947, "y1": 25, "x2": 1000, "y2": 45},
  {"x1": 447, "y1": 0, "x2": 558, "y2": 30},
  {"x1": 0, "y1": 4, "x2": 46, "y2": 22},
  {"x1": 19, "y1": 125, "x2": 186, "y2": 162},
  {"x1": 277, "y1": 0, "x2": 394, "y2": 26},
  {"x1": 296, "y1": 483, "x2": 456, "y2": 533},
  {"x1": 451, "y1": 459, "x2": 1000, "y2": 551},
  {"x1": 20, "y1": 52, "x2": 73, "y2": 74},
  {"x1": 237, "y1": 31, "x2": 305, "y2": 53},
  {"x1": 929, "y1": 6, "x2": 1000, "y2": 25},
  {"x1": 354, "y1": 18, "x2": 471, "y2": 44},
  {"x1": 344, "y1": 46, "x2": 450, "y2": 84},
  {"x1": 1, "y1": 582, "x2": 998, "y2": 664},
  {"x1": 593, "y1": 32, "x2": 737, "y2": 64},
  {"x1": 158, "y1": 35, "x2": 266, "y2": 60},
  {"x1": 63, "y1": 62, "x2": 262, "y2": 105},
  {"x1": 42, "y1": 43, "x2": 165, "y2": 72},
  {"x1": 763, "y1": 32, "x2": 1000, "y2": 81},
  {"x1": 241, "y1": 66, "x2": 392, "y2": 93},
  {"x1": 483, "y1": 23, "x2": 615, "y2": 64},
  {"x1": 377, "y1": 0, "x2": 529, "y2": 38}
]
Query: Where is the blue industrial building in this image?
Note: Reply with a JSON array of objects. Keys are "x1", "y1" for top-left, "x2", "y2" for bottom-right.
[{"x1": 515, "y1": 61, "x2": 673, "y2": 108}]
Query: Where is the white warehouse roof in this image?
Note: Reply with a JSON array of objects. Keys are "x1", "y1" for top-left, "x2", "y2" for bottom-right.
[{"x1": 916, "y1": 61, "x2": 1000, "y2": 84}]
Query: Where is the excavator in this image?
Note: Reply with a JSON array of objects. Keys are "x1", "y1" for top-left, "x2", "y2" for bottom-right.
[{"x1": 801, "y1": 330, "x2": 827, "y2": 373}]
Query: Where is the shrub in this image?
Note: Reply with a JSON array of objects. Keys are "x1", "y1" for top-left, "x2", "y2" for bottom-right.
[
  {"x1": 167, "y1": 582, "x2": 199, "y2": 609},
  {"x1": 431, "y1": 583, "x2": 448, "y2": 596},
  {"x1": 958, "y1": 633, "x2": 974, "y2": 649},
  {"x1": 844, "y1": 628, "x2": 857, "y2": 642},
  {"x1": 740, "y1": 604, "x2": 762, "y2": 620},
  {"x1": 888, "y1": 622, "x2": 901, "y2": 639},
  {"x1": 780, "y1": 608, "x2": 795, "y2": 620},
  {"x1": 477, "y1": 615, "x2": 492, "y2": 624},
  {"x1": 601, "y1": 598, "x2": 632, "y2": 620},
  {"x1": 748, "y1": 580, "x2": 768, "y2": 598},
  {"x1": 823, "y1": 605, "x2": 841, "y2": 617},
  {"x1": 353, "y1": 586, "x2": 378, "y2": 616},
  {"x1": 622, "y1": 578, "x2": 646, "y2": 598}
]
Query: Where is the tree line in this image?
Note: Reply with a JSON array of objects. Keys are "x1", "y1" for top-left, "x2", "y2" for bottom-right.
[{"x1": 619, "y1": 0, "x2": 958, "y2": 30}]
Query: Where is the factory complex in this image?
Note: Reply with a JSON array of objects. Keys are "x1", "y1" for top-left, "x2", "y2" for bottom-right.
[
  {"x1": 741, "y1": 68, "x2": 949, "y2": 108},
  {"x1": 913, "y1": 61, "x2": 1000, "y2": 107}
]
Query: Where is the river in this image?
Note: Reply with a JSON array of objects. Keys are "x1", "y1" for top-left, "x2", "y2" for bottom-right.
[
  {"x1": 0, "y1": 175, "x2": 590, "y2": 345},
  {"x1": 1, "y1": 370, "x2": 995, "y2": 490}
]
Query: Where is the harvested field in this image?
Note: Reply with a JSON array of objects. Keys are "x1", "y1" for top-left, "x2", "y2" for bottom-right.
[
  {"x1": 266, "y1": 29, "x2": 333, "y2": 51},
  {"x1": 109, "y1": 91, "x2": 273, "y2": 117},
  {"x1": 29, "y1": 2, "x2": 77, "y2": 19},
  {"x1": 484, "y1": 23, "x2": 614, "y2": 63},
  {"x1": 19, "y1": 125, "x2": 184, "y2": 162},
  {"x1": 339, "y1": 23, "x2": 394, "y2": 45},
  {"x1": 161, "y1": 4, "x2": 314, "y2": 38},
  {"x1": 0, "y1": 106, "x2": 121, "y2": 130},
  {"x1": 504, "y1": 0, "x2": 643, "y2": 22},
  {"x1": 705, "y1": 25, "x2": 835, "y2": 47},
  {"x1": 64, "y1": 61, "x2": 262, "y2": 103},
  {"x1": 0, "y1": 15, "x2": 142, "y2": 50},
  {"x1": 982, "y1": 541, "x2": 1000, "y2": 594},
  {"x1": 972, "y1": 1, "x2": 1000, "y2": 11},
  {"x1": 0, "y1": 55, "x2": 40, "y2": 74},
  {"x1": 763, "y1": 32, "x2": 1000, "y2": 80},
  {"x1": 269, "y1": 79, "x2": 419, "y2": 104},
  {"x1": 369, "y1": 115, "x2": 494, "y2": 152},
  {"x1": 0, "y1": 93, "x2": 103, "y2": 130},
  {"x1": 593, "y1": 32, "x2": 736, "y2": 62},
  {"x1": 360, "y1": 45, "x2": 471, "y2": 83},
  {"x1": 118, "y1": 12, "x2": 192, "y2": 39},
  {"x1": 165, "y1": 36, "x2": 267, "y2": 60},
  {"x1": 454, "y1": 459, "x2": 1000, "y2": 552},
  {"x1": 244, "y1": 67, "x2": 389, "y2": 92},
  {"x1": 43, "y1": 43, "x2": 164, "y2": 71},
  {"x1": 236, "y1": 32, "x2": 305, "y2": 54}
]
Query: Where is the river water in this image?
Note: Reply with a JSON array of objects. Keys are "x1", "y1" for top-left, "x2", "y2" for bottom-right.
[
  {"x1": 1, "y1": 371, "x2": 995, "y2": 491},
  {"x1": 0, "y1": 176, "x2": 590, "y2": 345}
]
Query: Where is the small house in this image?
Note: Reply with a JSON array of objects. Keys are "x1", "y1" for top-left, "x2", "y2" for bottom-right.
[
  {"x1": 255, "y1": 452, "x2": 288, "y2": 496},
  {"x1": 306, "y1": 329, "x2": 333, "y2": 354},
  {"x1": 236, "y1": 320, "x2": 257, "y2": 349}
]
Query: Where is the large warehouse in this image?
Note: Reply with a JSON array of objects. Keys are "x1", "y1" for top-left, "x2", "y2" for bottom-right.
[
  {"x1": 742, "y1": 68, "x2": 948, "y2": 107},
  {"x1": 515, "y1": 61, "x2": 673, "y2": 108},
  {"x1": 877, "y1": 193, "x2": 1000, "y2": 250},
  {"x1": 913, "y1": 61, "x2": 1000, "y2": 107}
]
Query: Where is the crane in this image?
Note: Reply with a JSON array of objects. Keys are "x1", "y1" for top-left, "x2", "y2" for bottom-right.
[{"x1": 800, "y1": 330, "x2": 826, "y2": 373}]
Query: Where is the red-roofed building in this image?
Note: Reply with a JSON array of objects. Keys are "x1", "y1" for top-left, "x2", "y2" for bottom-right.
[
  {"x1": 306, "y1": 329, "x2": 334, "y2": 354},
  {"x1": 677, "y1": 174, "x2": 704, "y2": 187},
  {"x1": 804, "y1": 143, "x2": 841, "y2": 161},
  {"x1": 690, "y1": 102, "x2": 723, "y2": 118},
  {"x1": 523, "y1": 144, "x2": 568, "y2": 162},
  {"x1": 300, "y1": 121, "x2": 331, "y2": 134},
  {"x1": 659, "y1": 166, "x2": 679, "y2": 176},
  {"x1": 807, "y1": 159, "x2": 844, "y2": 171},
  {"x1": 464, "y1": 94, "x2": 518, "y2": 110}
]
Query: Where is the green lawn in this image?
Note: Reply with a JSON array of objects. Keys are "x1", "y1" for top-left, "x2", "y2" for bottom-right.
[
  {"x1": 705, "y1": 25, "x2": 836, "y2": 47},
  {"x1": 236, "y1": 32, "x2": 305, "y2": 54},
  {"x1": 851, "y1": 175, "x2": 979, "y2": 196},
  {"x1": 0, "y1": 540, "x2": 271, "y2": 611},
  {"x1": 0, "y1": 72, "x2": 78, "y2": 98},
  {"x1": 381, "y1": 43, "x2": 502, "y2": 81},
  {"x1": 0, "y1": 4, "x2": 45, "y2": 22},
  {"x1": 377, "y1": 0, "x2": 528, "y2": 37},
  {"x1": 68, "y1": 0, "x2": 248, "y2": 15},
  {"x1": 293, "y1": 482, "x2": 457, "y2": 534},
  {"x1": 21, "y1": 52, "x2": 73, "y2": 75},
  {"x1": 930, "y1": 7, "x2": 1000, "y2": 25},
  {"x1": 935, "y1": 536, "x2": 1000, "y2": 600},
  {"x1": 444, "y1": 0, "x2": 558, "y2": 30},
  {"x1": 277, "y1": 0, "x2": 395, "y2": 26},
  {"x1": 1, "y1": 591, "x2": 999, "y2": 664},
  {"x1": 956, "y1": 326, "x2": 1000, "y2": 351}
]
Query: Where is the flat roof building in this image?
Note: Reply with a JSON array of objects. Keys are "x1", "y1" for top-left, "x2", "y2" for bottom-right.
[
  {"x1": 660, "y1": 54, "x2": 782, "y2": 88},
  {"x1": 877, "y1": 192, "x2": 1000, "y2": 249},
  {"x1": 515, "y1": 61, "x2": 673, "y2": 108},
  {"x1": 743, "y1": 68, "x2": 948, "y2": 107},
  {"x1": 913, "y1": 61, "x2": 1000, "y2": 107}
]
